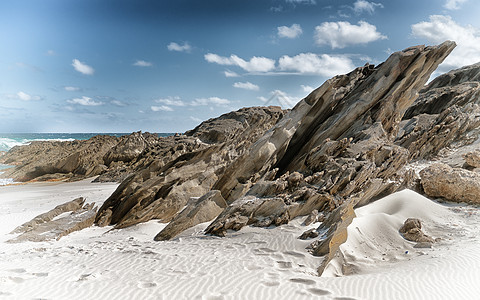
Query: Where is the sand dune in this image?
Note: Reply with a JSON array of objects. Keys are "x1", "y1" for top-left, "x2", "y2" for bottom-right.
[{"x1": 0, "y1": 181, "x2": 479, "y2": 299}]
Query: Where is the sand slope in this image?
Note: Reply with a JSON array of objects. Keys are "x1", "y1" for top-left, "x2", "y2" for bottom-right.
[{"x1": 1, "y1": 182, "x2": 479, "y2": 300}]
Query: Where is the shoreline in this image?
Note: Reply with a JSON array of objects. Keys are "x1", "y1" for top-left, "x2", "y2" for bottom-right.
[{"x1": 0, "y1": 180, "x2": 479, "y2": 299}]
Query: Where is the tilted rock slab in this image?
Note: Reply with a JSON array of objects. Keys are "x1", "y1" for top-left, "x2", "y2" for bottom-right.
[
  {"x1": 204, "y1": 42, "x2": 455, "y2": 274},
  {"x1": 8, "y1": 198, "x2": 98, "y2": 243},
  {"x1": 420, "y1": 163, "x2": 480, "y2": 204}
]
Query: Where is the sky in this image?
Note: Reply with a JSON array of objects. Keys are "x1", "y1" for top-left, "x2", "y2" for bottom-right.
[{"x1": 0, "y1": 0, "x2": 479, "y2": 133}]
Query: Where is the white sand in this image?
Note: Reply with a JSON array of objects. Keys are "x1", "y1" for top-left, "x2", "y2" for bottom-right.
[{"x1": 1, "y1": 181, "x2": 479, "y2": 299}]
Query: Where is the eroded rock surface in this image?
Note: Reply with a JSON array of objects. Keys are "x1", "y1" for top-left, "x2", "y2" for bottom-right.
[
  {"x1": 8, "y1": 198, "x2": 98, "y2": 243},
  {"x1": 399, "y1": 218, "x2": 435, "y2": 244},
  {"x1": 420, "y1": 163, "x2": 480, "y2": 204}
]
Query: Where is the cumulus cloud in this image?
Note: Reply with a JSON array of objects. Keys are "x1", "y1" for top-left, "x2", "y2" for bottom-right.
[
  {"x1": 190, "y1": 116, "x2": 203, "y2": 123},
  {"x1": 444, "y1": 0, "x2": 467, "y2": 10},
  {"x1": 224, "y1": 70, "x2": 240, "y2": 77},
  {"x1": 314, "y1": 21, "x2": 387, "y2": 49},
  {"x1": 411, "y1": 15, "x2": 480, "y2": 73},
  {"x1": 72, "y1": 59, "x2": 95, "y2": 75},
  {"x1": 277, "y1": 24, "x2": 303, "y2": 39},
  {"x1": 133, "y1": 60, "x2": 153, "y2": 67},
  {"x1": 167, "y1": 42, "x2": 192, "y2": 52},
  {"x1": 16, "y1": 91, "x2": 41, "y2": 101},
  {"x1": 67, "y1": 96, "x2": 103, "y2": 106},
  {"x1": 353, "y1": 0, "x2": 383, "y2": 14},
  {"x1": 64, "y1": 86, "x2": 80, "y2": 92},
  {"x1": 191, "y1": 97, "x2": 231, "y2": 106},
  {"x1": 278, "y1": 53, "x2": 355, "y2": 77},
  {"x1": 151, "y1": 105, "x2": 174, "y2": 112},
  {"x1": 233, "y1": 82, "x2": 260, "y2": 91},
  {"x1": 205, "y1": 53, "x2": 276, "y2": 73},
  {"x1": 154, "y1": 96, "x2": 186, "y2": 106},
  {"x1": 301, "y1": 85, "x2": 314, "y2": 93}
]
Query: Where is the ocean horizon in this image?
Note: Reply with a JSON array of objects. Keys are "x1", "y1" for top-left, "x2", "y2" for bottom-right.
[{"x1": 0, "y1": 132, "x2": 174, "y2": 152}]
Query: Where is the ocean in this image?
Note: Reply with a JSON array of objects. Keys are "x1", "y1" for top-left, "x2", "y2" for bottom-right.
[{"x1": 0, "y1": 132, "x2": 173, "y2": 185}]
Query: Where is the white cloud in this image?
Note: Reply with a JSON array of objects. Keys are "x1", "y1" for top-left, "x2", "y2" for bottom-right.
[
  {"x1": 233, "y1": 82, "x2": 260, "y2": 91},
  {"x1": 314, "y1": 21, "x2": 387, "y2": 49},
  {"x1": 301, "y1": 85, "x2": 314, "y2": 93},
  {"x1": 205, "y1": 53, "x2": 276, "y2": 73},
  {"x1": 64, "y1": 86, "x2": 80, "y2": 92},
  {"x1": 278, "y1": 53, "x2": 355, "y2": 77},
  {"x1": 16, "y1": 91, "x2": 41, "y2": 101},
  {"x1": 353, "y1": 0, "x2": 383, "y2": 14},
  {"x1": 155, "y1": 96, "x2": 186, "y2": 106},
  {"x1": 190, "y1": 116, "x2": 203, "y2": 123},
  {"x1": 133, "y1": 60, "x2": 152, "y2": 67},
  {"x1": 411, "y1": 15, "x2": 480, "y2": 73},
  {"x1": 46, "y1": 50, "x2": 56, "y2": 56},
  {"x1": 277, "y1": 24, "x2": 303, "y2": 39},
  {"x1": 224, "y1": 70, "x2": 240, "y2": 77},
  {"x1": 444, "y1": 0, "x2": 467, "y2": 10},
  {"x1": 72, "y1": 59, "x2": 95, "y2": 75},
  {"x1": 191, "y1": 97, "x2": 230, "y2": 106},
  {"x1": 260, "y1": 90, "x2": 299, "y2": 108},
  {"x1": 286, "y1": 0, "x2": 316, "y2": 5},
  {"x1": 67, "y1": 96, "x2": 103, "y2": 106},
  {"x1": 167, "y1": 42, "x2": 192, "y2": 52},
  {"x1": 111, "y1": 100, "x2": 127, "y2": 107},
  {"x1": 151, "y1": 105, "x2": 174, "y2": 112}
]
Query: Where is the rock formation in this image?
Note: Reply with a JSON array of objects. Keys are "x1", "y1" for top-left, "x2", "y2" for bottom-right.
[
  {"x1": 420, "y1": 163, "x2": 480, "y2": 204},
  {"x1": 8, "y1": 197, "x2": 98, "y2": 243},
  {"x1": 399, "y1": 218, "x2": 435, "y2": 245},
  {"x1": 10, "y1": 40, "x2": 480, "y2": 276},
  {"x1": 95, "y1": 107, "x2": 286, "y2": 228}
]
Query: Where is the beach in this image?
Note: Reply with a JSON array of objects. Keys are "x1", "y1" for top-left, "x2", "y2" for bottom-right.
[{"x1": 1, "y1": 179, "x2": 479, "y2": 300}]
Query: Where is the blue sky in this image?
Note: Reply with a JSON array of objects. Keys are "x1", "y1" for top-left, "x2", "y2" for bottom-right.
[{"x1": 0, "y1": 0, "x2": 479, "y2": 133}]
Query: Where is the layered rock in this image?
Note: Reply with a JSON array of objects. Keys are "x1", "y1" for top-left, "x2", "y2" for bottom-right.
[
  {"x1": 8, "y1": 198, "x2": 98, "y2": 243},
  {"x1": 95, "y1": 107, "x2": 286, "y2": 228}
]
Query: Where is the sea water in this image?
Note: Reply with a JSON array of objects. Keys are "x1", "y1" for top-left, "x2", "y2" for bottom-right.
[{"x1": 0, "y1": 132, "x2": 173, "y2": 185}]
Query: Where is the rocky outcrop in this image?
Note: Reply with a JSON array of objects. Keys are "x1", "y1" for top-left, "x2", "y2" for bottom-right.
[
  {"x1": 205, "y1": 42, "x2": 455, "y2": 239},
  {"x1": 420, "y1": 163, "x2": 480, "y2": 204},
  {"x1": 95, "y1": 107, "x2": 286, "y2": 228},
  {"x1": 8, "y1": 198, "x2": 98, "y2": 243},
  {"x1": 154, "y1": 190, "x2": 227, "y2": 241}
]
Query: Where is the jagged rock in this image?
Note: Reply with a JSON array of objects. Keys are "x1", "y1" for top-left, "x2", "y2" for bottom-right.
[
  {"x1": 8, "y1": 199, "x2": 97, "y2": 243},
  {"x1": 303, "y1": 209, "x2": 318, "y2": 226},
  {"x1": 420, "y1": 163, "x2": 480, "y2": 204},
  {"x1": 95, "y1": 107, "x2": 286, "y2": 229},
  {"x1": 308, "y1": 202, "x2": 356, "y2": 275},
  {"x1": 399, "y1": 218, "x2": 435, "y2": 243},
  {"x1": 154, "y1": 190, "x2": 227, "y2": 241},
  {"x1": 464, "y1": 150, "x2": 480, "y2": 168},
  {"x1": 299, "y1": 228, "x2": 319, "y2": 240},
  {"x1": 10, "y1": 197, "x2": 85, "y2": 234}
]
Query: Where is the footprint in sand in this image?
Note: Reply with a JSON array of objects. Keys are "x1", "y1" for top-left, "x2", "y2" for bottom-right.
[
  {"x1": 138, "y1": 282, "x2": 157, "y2": 288},
  {"x1": 283, "y1": 251, "x2": 305, "y2": 258},
  {"x1": 308, "y1": 288, "x2": 331, "y2": 296},
  {"x1": 8, "y1": 277, "x2": 25, "y2": 284},
  {"x1": 276, "y1": 261, "x2": 293, "y2": 269},
  {"x1": 32, "y1": 272, "x2": 49, "y2": 277},
  {"x1": 8, "y1": 268, "x2": 26, "y2": 274},
  {"x1": 261, "y1": 281, "x2": 280, "y2": 287},
  {"x1": 289, "y1": 278, "x2": 316, "y2": 285},
  {"x1": 334, "y1": 297, "x2": 357, "y2": 300}
]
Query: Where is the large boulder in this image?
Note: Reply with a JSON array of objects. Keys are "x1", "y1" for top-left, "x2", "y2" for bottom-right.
[{"x1": 420, "y1": 163, "x2": 480, "y2": 204}]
